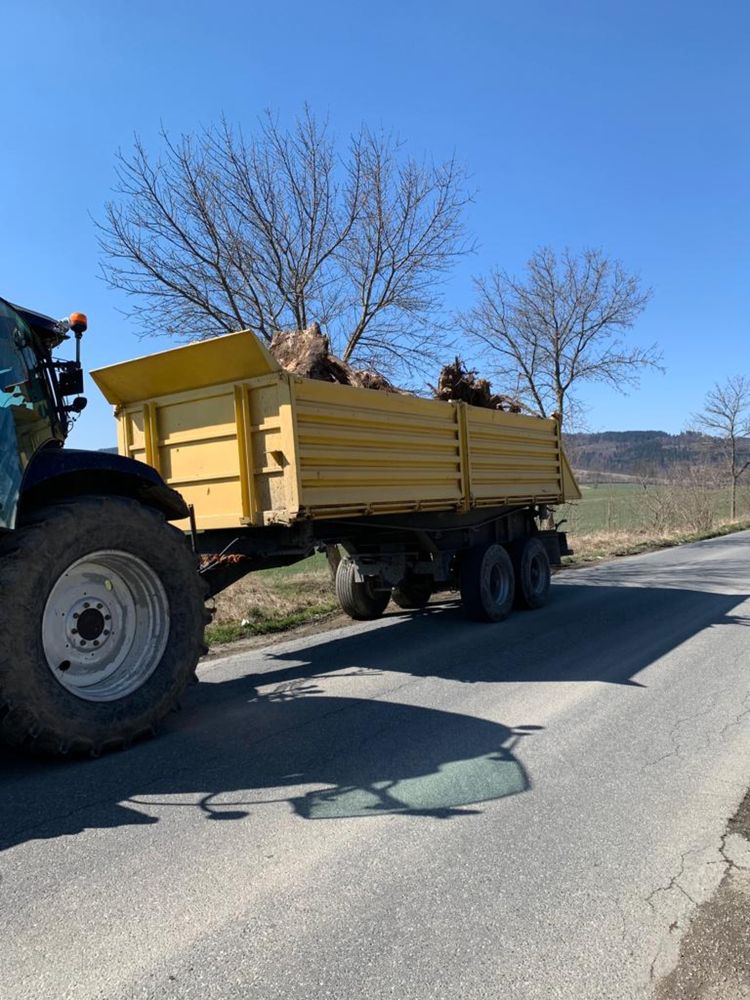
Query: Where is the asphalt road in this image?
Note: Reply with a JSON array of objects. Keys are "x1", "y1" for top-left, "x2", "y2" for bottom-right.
[{"x1": 3, "y1": 532, "x2": 750, "y2": 1000}]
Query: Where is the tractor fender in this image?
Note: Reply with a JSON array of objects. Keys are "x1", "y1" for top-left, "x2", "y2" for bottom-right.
[{"x1": 19, "y1": 447, "x2": 189, "y2": 522}]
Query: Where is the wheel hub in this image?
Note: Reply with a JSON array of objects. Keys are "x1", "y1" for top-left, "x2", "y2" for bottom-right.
[
  {"x1": 65, "y1": 599, "x2": 112, "y2": 648},
  {"x1": 42, "y1": 549, "x2": 170, "y2": 702}
]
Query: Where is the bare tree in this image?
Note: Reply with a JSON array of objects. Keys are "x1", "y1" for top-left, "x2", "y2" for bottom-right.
[
  {"x1": 339, "y1": 132, "x2": 469, "y2": 371},
  {"x1": 98, "y1": 109, "x2": 472, "y2": 374},
  {"x1": 692, "y1": 375, "x2": 750, "y2": 520},
  {"x1": 460, "y1": 247, "x2": 659, "y2": 427}
]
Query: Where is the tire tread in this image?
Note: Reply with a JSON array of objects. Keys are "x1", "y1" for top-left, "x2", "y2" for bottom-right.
[{"x1": 0, "y1": 496, "x2": 209, "y2": 756}]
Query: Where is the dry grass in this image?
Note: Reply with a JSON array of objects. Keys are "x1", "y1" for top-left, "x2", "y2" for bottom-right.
[
  {"x1": 207, "y1": 557, "x2": 337, "y2": 643},
  {"x1": 213, "y1": 569, "x2": 332, "y2": 623},
  {"x1": 564, "y1": 519, "x2": 750, "y2": 565}
]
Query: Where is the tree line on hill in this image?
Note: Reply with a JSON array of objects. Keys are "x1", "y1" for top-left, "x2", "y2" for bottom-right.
[
  {"x1": 565, "y1": 375, "x2": 750, "y2": 520},
  {"x1": 564, "y1": 430, "x2": 750, "y2": 478}
]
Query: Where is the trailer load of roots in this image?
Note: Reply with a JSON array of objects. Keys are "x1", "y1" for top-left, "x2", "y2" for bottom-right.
[{"x1": 269, "y1": 323, "x2": 523, "y2": 412}]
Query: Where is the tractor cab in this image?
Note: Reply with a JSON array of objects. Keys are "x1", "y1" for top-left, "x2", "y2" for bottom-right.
[
  {"x1": 0, "y1": 294, "x2": 206, "y2": 757},
  {"x1": 0, "y1": 297, "x2": 87, "y2": 528}
]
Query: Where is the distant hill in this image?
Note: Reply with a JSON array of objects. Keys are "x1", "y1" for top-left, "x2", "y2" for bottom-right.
[{"x1": 563, "y1": 430, "x2": 750, "y2": 479}]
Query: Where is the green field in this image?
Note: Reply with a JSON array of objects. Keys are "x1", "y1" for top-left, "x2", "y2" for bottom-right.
[
  {"x1": 251, "y1": 552, "x2": 328, "y2": 578},
  {"x1": 559, "y1": 482, "x2": 750, "y2": 536}
]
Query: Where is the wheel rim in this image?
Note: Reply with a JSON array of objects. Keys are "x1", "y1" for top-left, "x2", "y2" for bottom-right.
[
  {"x1": 488, "y1": 560, "x2": 511, "y2": 607},
  {"x1": 529, "y1": 554, "x2": 545, "y2": 594},
  {"x1": 42, "y1": 549, "x2": 170, "y2": 702}
]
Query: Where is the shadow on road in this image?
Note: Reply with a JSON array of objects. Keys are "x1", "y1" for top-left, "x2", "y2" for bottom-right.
[
  {"x1": 254, "y1": 579, "x2": 750, "y2": 689},
  {"x1": 1, "y1": 579, "x2": 747, "y2": 853},
  {"x1": 0, "y1": 686, "x2": 537, "y2": 851}
]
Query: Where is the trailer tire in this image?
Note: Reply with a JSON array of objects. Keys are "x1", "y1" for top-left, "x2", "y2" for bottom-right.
[
  {"x1": 335, "y1": 558, "x2": 391, "y2": 620},
  {"x1": 0, "y1": 496, "x2": 210, "y2": 756},
  {"x1": 510, "y1": 536, "x2": 551, "y2": 609},
  {"x1": 392, "y1": 576, "x2": 433, "y2": 610},
  {"x1": 460, "y1": 543, "x2": 515, "y2": 622}
]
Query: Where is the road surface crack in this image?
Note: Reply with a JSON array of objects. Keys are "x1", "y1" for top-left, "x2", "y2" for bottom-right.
[
  {"x1": 717, "y1": 677, "x2": 750, "y2": 741},
  {"x1": 644, "y1": 706, "x2": 715, "y2": 770},
  {"x1": 646, "y1": 857, "x2": 699, "y2": 912}
]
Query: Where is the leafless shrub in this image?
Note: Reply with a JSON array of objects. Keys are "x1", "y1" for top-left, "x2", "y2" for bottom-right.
[
  {"x1": 692, "y1": 375, "x2": 750, "y2": 520},
  {"x1": 672, "y1": 464, "x2": 723, "y2": 534},
  {"x1": 627, "y1": 463, "x2": 722, "y2": 536},
  {"x1": 631, "y1": 477, "x2": 678, "y2": 534}
]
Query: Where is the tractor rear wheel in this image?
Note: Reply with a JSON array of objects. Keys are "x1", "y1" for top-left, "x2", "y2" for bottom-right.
[{"x1": 0, "y1": 496, "x2": 209, "y2": 756}]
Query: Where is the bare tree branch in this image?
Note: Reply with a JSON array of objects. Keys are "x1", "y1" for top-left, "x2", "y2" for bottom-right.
[
  {"x1": 692, "y1": 375, "x2": 750, "y2": 519},
  {"x1": 459, "y1": 247, "x2": 659, "y2": 427},
  {"x1": 98, "y1": 109, "x2": 473, "y2": 374}
]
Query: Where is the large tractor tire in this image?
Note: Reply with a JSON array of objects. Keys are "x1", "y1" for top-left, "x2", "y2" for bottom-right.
[
  {"x1": 0, "y1": 496, "x2": 210, "y2": 756},
  {"x1": 460, "y1": 543, "x2": 515, "y2": 622},
  {"x1": 335, "y1": 557, "x2": 390, "y2": 621}
]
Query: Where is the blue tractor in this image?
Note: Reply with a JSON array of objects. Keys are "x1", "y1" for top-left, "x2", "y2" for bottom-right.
[{"x1": 0, "y1": 297, "x2": 208, "y2": 755}]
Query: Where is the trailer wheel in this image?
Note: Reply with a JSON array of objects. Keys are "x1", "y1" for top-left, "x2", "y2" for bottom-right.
[
  {"x1": 460, "y1": 543, "x2": 515, "y2": 622},
  {"x1": 0, "y1": 497, "x2": 210, "y2": 756},
  {"x1": 335, "y1": 558, "x2": 391, "y2": 621},
  {"x1": 510, "y1": 536, "x2": 551, "y2": 609},
  {"x1": 392, "y1": 576, "x2": 433, "y2": 610}
]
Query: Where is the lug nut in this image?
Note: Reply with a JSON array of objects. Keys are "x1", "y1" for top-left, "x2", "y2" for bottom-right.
[{"x1": 71, "y1": 628, "x2": 78, "y2": 635}]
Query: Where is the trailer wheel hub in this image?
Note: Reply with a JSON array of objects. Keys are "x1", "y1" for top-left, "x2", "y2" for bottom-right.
[{"x1": 42, "y1": 549, "x2": 170, "y2": 702}]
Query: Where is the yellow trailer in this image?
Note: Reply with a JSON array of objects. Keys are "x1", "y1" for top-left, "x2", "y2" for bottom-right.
[
  {"x1": 92, "y1": 329, "x2": 580, "y2": 623},
  {"x1": 92, "y1": 330, "x2": 579, "y2": 529}
]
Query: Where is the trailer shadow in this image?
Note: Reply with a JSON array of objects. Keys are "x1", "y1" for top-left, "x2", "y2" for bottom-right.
[
  {"x1": 0, "y1": 576, "x2": 748, "y2": 853},
  {"x1": 246, "y1": 577, "x2": 750, "y2": 690}
]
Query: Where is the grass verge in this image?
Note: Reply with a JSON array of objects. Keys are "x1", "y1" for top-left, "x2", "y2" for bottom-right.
[
  {"x1": 206, "y1": 603, "x2": 338, "y2": 644},
  {"x1": 562, "y1": 519, "x2": 750, "y2": 566},
  {"x1": 207, "y1": 555, "x2": 336, "y2": 646}
]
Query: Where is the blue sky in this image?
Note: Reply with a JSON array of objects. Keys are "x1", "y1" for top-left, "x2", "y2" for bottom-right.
[{"x1": 2, "y1": 0, "x2": 748, "y2": 448}]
